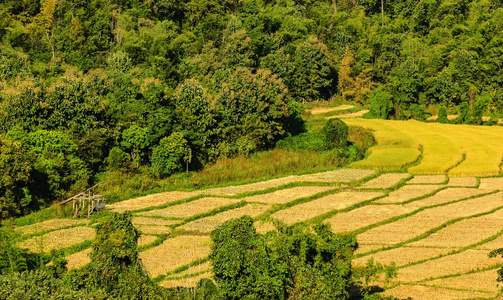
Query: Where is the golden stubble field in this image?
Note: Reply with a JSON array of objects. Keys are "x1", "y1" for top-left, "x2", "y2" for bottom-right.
[
  {"x1": 16, "y1": 167, "x2": 503, "y2": 299},
  {"x1": 14, "y1": 117, "x2": 503, "y2": 299}
]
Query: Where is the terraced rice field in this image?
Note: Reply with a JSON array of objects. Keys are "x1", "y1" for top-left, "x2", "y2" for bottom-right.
[
  {"x1": 15, "y1": 167, "x2": 503, "y2": 299},
  {"x1": 344, "y1": 118, "x2": 503, "y2": 176}
]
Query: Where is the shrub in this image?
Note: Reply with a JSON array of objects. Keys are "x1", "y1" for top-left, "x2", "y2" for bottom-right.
[
  {"x1": 364, "y1": 87, "x2": 394, "y2": 119},
  {"x1": 105, "y1": 147, "x2": 131, "y2": 171},
  {"x1": 322, "y1": 118, "x2": 348, "y2": 150},
  {"x1": 436, "y1": 107, "x2": 449, "y2": 123}
]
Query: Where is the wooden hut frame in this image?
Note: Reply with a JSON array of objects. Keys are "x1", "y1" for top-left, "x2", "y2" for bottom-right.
[{"x1": 60, "y1": 184, "x2": 106, "y2": 217}]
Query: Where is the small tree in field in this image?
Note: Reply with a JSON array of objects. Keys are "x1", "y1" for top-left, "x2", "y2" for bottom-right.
[
  {"x1": 322, "y1": 118, "x2": 348, "y2": 150},
  {"x1": 436, "y1": 107, "x2": 449, "y2": 123}
]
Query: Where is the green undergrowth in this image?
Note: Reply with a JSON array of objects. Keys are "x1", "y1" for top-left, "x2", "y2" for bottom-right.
[{"x1": 97, "y1": 149, "x2": 351, "y2": 204}]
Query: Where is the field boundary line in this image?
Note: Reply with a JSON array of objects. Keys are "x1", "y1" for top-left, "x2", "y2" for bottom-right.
[
  {"x1": 164, "y1": 269, "x2": 212, "y2": 281},
  {"x1": 352, "y1": 190, "x2": 500, "y2": 238},
  {"x1": 18, "y1": 222, "x2": 89, "y2": 241},
  {"x1": 357, "y1": 205, "x2": 503, "y2": 261},
  {"x1": 385, "y1": 264, "x2": 503, "y2": 291},
  {"x1": 138, "y1": 233, "x2": 170, "y2": 252},
  {"x1": 445, "y1": 153, "x2": 467, "y2": 175},
  {"x1": 403, "y1": 144, "x2": 424, "y2": 172},
  {"x1": 307, "y1": 193, "x2": 388, "y2": 225},
  {"x1": 172, "y1": 201, "x2": 249, "y2": 228},
  {"x1": 255, "y1": 188, "x2": 346, "y2": 221},
  {"x1": 153, "y1": 257, "x2": 210, "y2": 282}
]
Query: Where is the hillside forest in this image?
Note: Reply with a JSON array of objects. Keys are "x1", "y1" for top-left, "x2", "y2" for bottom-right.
[{"x1": 1, "y1": 0, "x2": 503, "y2": 218}]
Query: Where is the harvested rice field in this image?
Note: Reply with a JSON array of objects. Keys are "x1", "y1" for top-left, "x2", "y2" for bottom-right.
[
  {"x1": 138, "y1": 197, "x2": 241, "y2": 219},
  {"x1": 17, "y1": 159, "x2": 503, "y2": 299},
  {"x1": 108, "y1": 191, "x2": 202, "y2": 212},
  {"x1": 382, "y1": 285, "x2": 496, "y2": 300},
  {"x1": 138, "y1": 234, "x2": 159, "y2": 246},
  {"x1": 375, "y1": 184, "x2": 444, "y2": 204},
  {"x1": 403, "y1": 187, "x2": 485, "y2": 208},
  {"x1": 407, "y1": 175, "x2": 447, "y2": 184},
  {"x1": 358, "y1": 192, "x2": 503, "y2": 245},
  {"x1": 408, "y1": 208, "x2": 503, "y2": 248},
  {"x1": 479, "y1": 177, "x2": 503, "y2": 191},
  {"x1": 424, "y1": 269, "x2": 501, "y2": 293},
  {"x1": 395, "y1": 249, "x2": 503, "y2": 283},
  {"x1": 135, "y1": 225, "x2": 172, "y2": 235},
  {"x1": 447, "y1": 176, "x2": 478, "y2": 187},
  {"x1": 19, "y1": 226, "x2": 95, "y2": 253},
  {"x1": 360, "y1": 173, "x2": 410, "y2": 189},
  {"x1": 354, "y1": 246, "x2": 452, "y2": 267},
  {"x1": 15, "y1": 219, "x2": 87, "y2": 236},
  {"x1": 270, "y1": 190, "x2": 384, "y2": 224},
  {"x1": 242, "y1": 186, "x2": 335, "y2": 204},
  {"x1": 132, "y1": 216, "x2": 180, "y2": 226},
  {"x1": 140, "y1": 235, "x2": 212, "y2": 278},
  {"x1": 179, "y1": 203, "x2": 271, "y2": 232},
  {"x1": 159, "y1": 272, "x2": 213, "y2": 289},
  {"x1": 65, "y1": 248, "x2": 92, "y2": 270},
  {"x1": 325, "y1": 204, "x2": 415, "y2": 233}
]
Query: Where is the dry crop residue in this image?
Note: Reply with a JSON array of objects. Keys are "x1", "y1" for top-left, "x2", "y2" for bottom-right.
[
  {"x1": 19, "y1": 226, "x2": 95, "y2": 253},
  {"x1": 140, "y1": 235, "x2": 211, "y2": 278},
  {"x1": 271, "y1": 190, "x2": 384, "y2": 224},
  {"x1": 15, "y1": 219, "x2": 87, "y2": 236}
]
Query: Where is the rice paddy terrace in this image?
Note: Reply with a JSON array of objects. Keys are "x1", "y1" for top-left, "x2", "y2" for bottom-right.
[{"x1": 13, "y1": 114, "x2": 503, "y2": 299}]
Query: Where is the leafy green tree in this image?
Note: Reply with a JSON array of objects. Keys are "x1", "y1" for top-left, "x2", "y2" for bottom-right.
[
  {"x1": 322, "y1": 118, "x2": 349, "y2": 150},
  {"x1": 0, "y1": 138, "x2": 35, "y2": 219},
  {"x1": 364, "y1": 87, "x2": 394, "y2": 119},
  {"x1": 151, "y1": 132, "x2": 190, "y2": 177},
  {"x1": 69, "y1": 212, "x2": 164, "y2": 299},
  {"x1": 210, "y1": 216, "x2": 286, "y2": 300},
  {"x1": 174, "y1": 79, "x2": 216, "y2": 163},
  {"x1": 489, "y1": 247, "x2": 503, "y2": 290},
  {"x1": 436, "y1": 107, "x2": 449, "y2": 123},
  {"x1": 216, "y1": 67, "x2": 301, "y2": 156},
  {"x1": 271, "y1": 223, "x2": 358, "y2": 300},
  {"x1": 105, "y1": 147, "x2": 131, "y2": 172},
  {"x1": 210, "y1": 216, "x2": 359, "y2": 299},
  {"x1": 121, "y1": 124, "x2": 150, "y2": 168},
  {"x1": 290, "y1": 36, "x2": 333, "y2": 101},
  {"x1": 0, "y1": 269, "x2": 108, "y2": 300}
]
